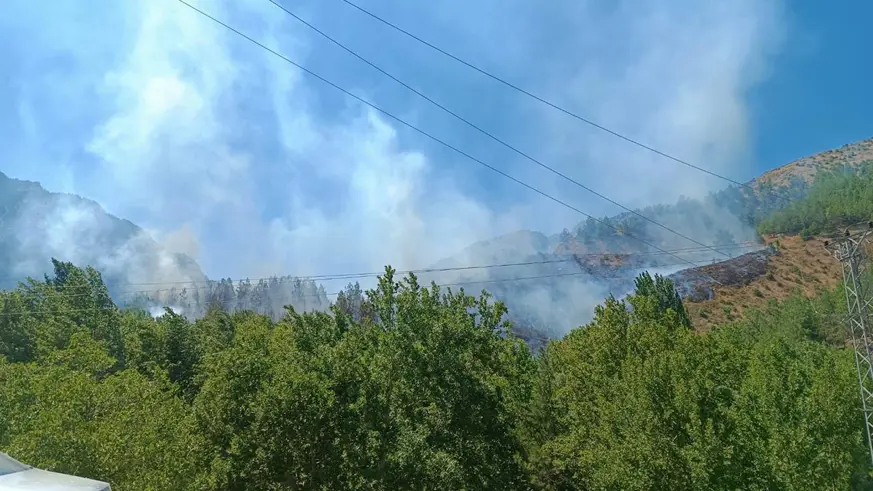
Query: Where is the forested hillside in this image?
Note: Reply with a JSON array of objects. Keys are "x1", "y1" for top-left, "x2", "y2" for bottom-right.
[
  {"x1": 0, "y1": 172, "x2": 330, "y2": 319},
  {"x1": 125, "y1": 275, "x2": 332, "y2": 320},
  {"x1": 429, "y1": 140, "x2": 873, "y2": 334},
  {"x1": 3, "y1": 138, "x2": 870, "y2": 341},
  {"x1": 555, "y1": 137, "x2": 873, "y2": 256},
  {"x1": 758, "y1": 160, "x2": 873, "y2": 237},
  {"x1": 0, "y1": 259, "x2": 868, "y2": 490},
  {"x1": 658, "y1": 159, "x2": 873, "y2": 330}
]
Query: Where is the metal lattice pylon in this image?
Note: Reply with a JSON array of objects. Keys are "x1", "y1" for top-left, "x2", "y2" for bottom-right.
[{"x1": 826, "y1": 228, "x2": 873, "y2": 466}]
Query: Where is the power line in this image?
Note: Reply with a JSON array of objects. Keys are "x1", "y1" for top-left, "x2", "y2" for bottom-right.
[
  {"x1": 334, "y1": 0, "x2": 786, "y2": 201},
  {"x1": 0, "y1": 257, "x2": 566, "y2": 289},
  {"x1": 0, "y1": 255, "x2": 741, "y2": 317},
  {"x1": 0, "y1": 272, "x2": 599, "y2": 317},
  {"x1": 5, "y1": 240, "x2": 761, "y2": 295},
  {"x1": 121, "y1": 256, "x2": 738, "y2": 297},
  {"x1": 263, "y1": 0, "x2": 731, "y2": 260},
  {"x1": 0, "y1": 306, "x2": 118, "y2": 318},
  {"x1": 127, "y1": 240, "x2": 759, "y2": 286},
  {"x1": 174, "y1": 0, "x2": 724, "y2": 284},
  {"x1": 12, "y1": 243, "x2": 764, "y2": 307},
  {"x1": 0, "y1": 240, "x2": 765, "y2": 306}
]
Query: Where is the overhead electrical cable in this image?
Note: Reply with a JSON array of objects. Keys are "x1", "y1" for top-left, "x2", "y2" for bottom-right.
[
  {"x1": 0, "y1": 273, "x2": 600, "y2": 317},
  {"x1": 174, "y1": 0, "x2": 725, "y2": 284},
  {"x1": 263, "y1": 0, "x2": 732, "y2": 259},
  {"x1": 113, "y1": 256, "x2": 734, "y2": 298},
  {"x1": 5, "y1": 240, "x2": 757, "y2": 289},
  {"x1": 0, "y1": 240, "x2": 761, "y2": 300},
  {"x1": 21, "y1": 243, "x2": 764, "y2": 305},
  {"x1": 0, "y1": 256, "x2": 737, "y2": 317},
  {"x1": 333, "y1": 0, "x2": 803, "y2": 205}
]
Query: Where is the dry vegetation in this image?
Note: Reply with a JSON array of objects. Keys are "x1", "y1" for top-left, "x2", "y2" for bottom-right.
[
  {"x1": 685, "y1": 234, "x2": 843, "y2": 331},
  {"x1": 752, "y1": 137, "x2": 873, "y2": 188}
]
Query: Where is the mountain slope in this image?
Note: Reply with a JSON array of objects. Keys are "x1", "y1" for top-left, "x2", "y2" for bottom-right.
[
  {"x1": 752, "y1": 137, "x2": 873, "y2": 188},
  {"x1": 0, "y1": 171, "x2": 208, "y2": 291},
  {"x1": 427, "y1": 136, "x2": 873, "y2": 337},
  {"x1": 680, "y1": 234, "x2": 843, "y2": 331},
  {"x1": 0, "y1": 172, "x2": 331, "y2": 318},
  {"x1": 3, "y1": 135, "x2": 871, "y2": 338},
  {"x1": 674, "y1": 138, "x2": 873, "y2": 331}
]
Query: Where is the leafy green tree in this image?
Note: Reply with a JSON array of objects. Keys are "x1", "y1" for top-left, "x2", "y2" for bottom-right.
[
  {"x1": 192, "y1": 268, "x2": 534, "y2": 490},
  {"x1": 632, "y1": 271, "x2": 691, "y2": 329},
  {"x1": 521, "y1": 271, "x2": 870, "y2": 490},
  {"x1": 159, "y1": 308, "x2": 200, "y2": 397},
  {"x1": 0, "y1": 333, "x2": 206, "y2": 490},
  {"x1": 0, "y1": 291, "x2": 37, "y2": 362}
]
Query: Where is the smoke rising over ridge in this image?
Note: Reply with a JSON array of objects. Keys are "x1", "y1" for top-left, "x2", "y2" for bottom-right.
[{"x1": 1, "y1": 0, "x2": 785, "y2": 330}]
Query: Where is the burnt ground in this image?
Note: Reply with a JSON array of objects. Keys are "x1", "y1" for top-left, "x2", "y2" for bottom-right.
[
  {"x1": 506, "y1": 233, "x2": 846, "y2": 344},
  {"x1": 670, "y1": 246, "x2": 778, "y2": 303},
  {"x1": 680, "y1": 235, "x2": 843, "y2": 331}
]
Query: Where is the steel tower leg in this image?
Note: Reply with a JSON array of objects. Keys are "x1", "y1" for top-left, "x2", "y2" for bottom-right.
[{"x1": 827, "y1": 230, "x2": 873, "y2": 467}]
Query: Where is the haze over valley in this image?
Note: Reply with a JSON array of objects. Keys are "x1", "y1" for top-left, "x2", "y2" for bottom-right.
[{"x1": 1, "y1": 0, "x2": 810, "y2": 338}]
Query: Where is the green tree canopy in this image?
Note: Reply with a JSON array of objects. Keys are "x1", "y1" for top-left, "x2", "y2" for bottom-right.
[{"x1": 0, "y1": 262, "x2": 870, "y2": 490}]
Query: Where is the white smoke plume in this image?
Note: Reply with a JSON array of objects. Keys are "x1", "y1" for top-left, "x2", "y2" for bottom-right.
[{"x1": 1, "y1": 0, "x2": 786, "y2": 331}]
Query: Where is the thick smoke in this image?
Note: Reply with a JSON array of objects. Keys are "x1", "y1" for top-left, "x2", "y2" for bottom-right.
[
  {"x1": 1, "y1": 0, "x2": 785, "y2": 332},
  {"x1": 2, "y1": 179, "x2": 207, "y2": 291}
]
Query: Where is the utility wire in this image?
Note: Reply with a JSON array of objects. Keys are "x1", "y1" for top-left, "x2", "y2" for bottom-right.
[
  {"x1": 334, "y1": 0, "x2": 800, "y2": 204},
  {"x1": 118, "y1": 256, "x2": 736, "y2": 297},
  {"x1": 0, "y1": 257, "x2": 742, "y2": 317},
  {"x1": 174, "y1": 0, "x2": 724, "y2": 284},
  {"x1": 7, "y1": 240, "x2": 758, "y2": 289},
  {"x1": 0, "y1": 240, "x2": 763, "y2": 306},
  {"x1": 0, "y1": 272, "x2": 603, "y2": 317},
  {"x1": 131, "y1": 241, "x2": 758, "y2": 289},
  {"x1": 0, "y1": 240, "x2": 762, "y2": 304},
  {"x1": 12, "y1": 245, "x2": 765, "y2": 305},
  {"x1": 264, "y1": 0, "x2": 731, "y2": 259},
  {"x1": 0, "y1": 306, "x2": 119, "y2": 318},
  {"x1": 2, "y1": 239, "x2": 760, "y2": 298}
]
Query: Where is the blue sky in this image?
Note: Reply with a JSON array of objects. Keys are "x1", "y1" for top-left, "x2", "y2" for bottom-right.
[
  {"x1": 748, "y1": 0, "x2": 873, "y2": 171},
  {"x1": 1, "y1": 0, "x2": 870, "y2": 281}
]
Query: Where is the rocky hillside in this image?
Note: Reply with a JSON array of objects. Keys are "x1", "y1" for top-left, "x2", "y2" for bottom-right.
[
  {"x1": 752, "y1": 137, "x2": 873, "y2": 188},
  {"x1": 421, "y1": 227, "x2": 763, "y2": 340},
  {"x1": 425, "y1": 136, "x2": 873, "y2": 339}
]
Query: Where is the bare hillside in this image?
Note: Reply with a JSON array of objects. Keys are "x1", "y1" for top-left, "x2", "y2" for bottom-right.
[{"x1": 680, "y1": 234, "x2": 843, "y2": 331}]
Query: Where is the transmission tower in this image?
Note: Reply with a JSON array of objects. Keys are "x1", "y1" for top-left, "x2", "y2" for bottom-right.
[{"x1": 825, "y1": 226, "x2": 873, "y2": 467}]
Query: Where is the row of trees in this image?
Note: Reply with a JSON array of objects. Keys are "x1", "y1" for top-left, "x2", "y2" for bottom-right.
[
  {"x1": 0, "y1": 259, "x2": 869, "y2": 489},
  {"x1": 124, "y1": 274, "x2": 332, "y2": 320}
]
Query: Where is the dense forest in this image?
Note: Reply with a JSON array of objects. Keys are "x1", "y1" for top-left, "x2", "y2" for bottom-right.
[{"x1": 1, "y1": 257, "x2": 869, "y2": 490}]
